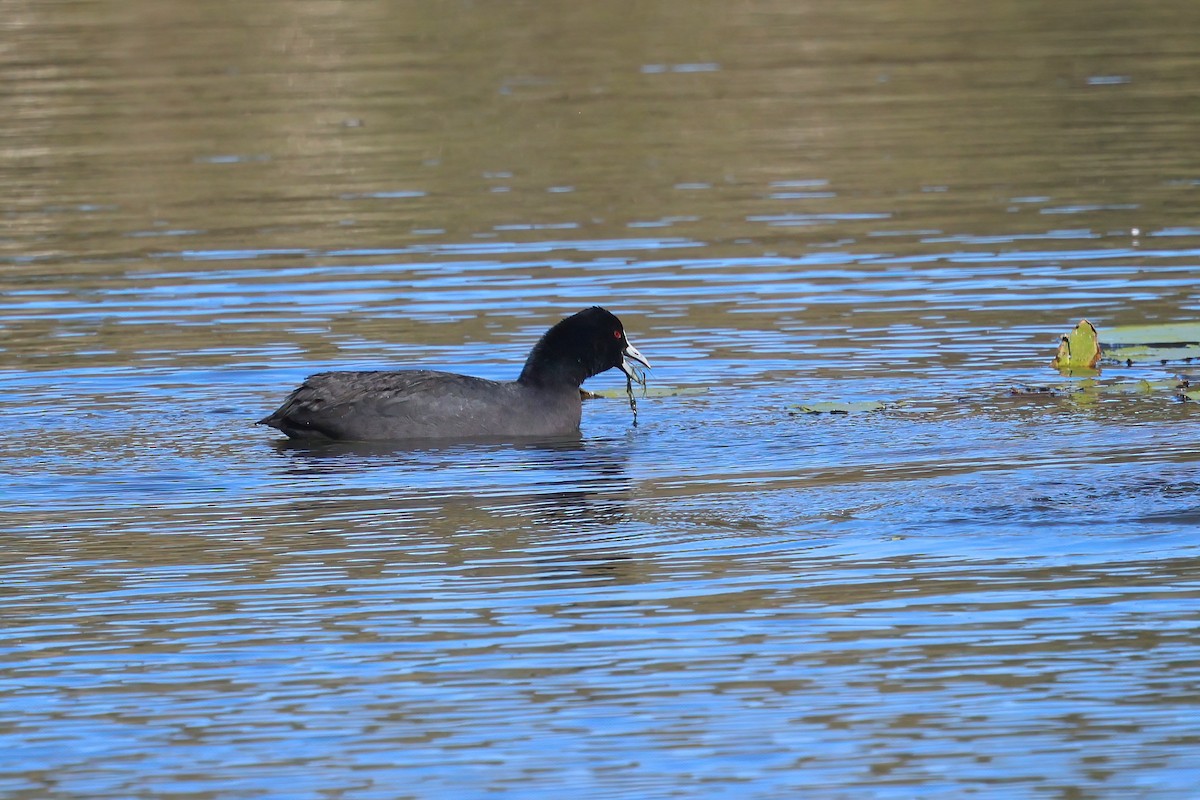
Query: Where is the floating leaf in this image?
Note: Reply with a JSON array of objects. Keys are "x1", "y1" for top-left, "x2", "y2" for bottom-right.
[
  {"x1": 1101, "y1": 321, "x2": 1200, "y2": 364},
  {"x1": 792, "y1": 401, "x2": 887, "y2": 415},
  {"x1": 1104, "y1": 343, "x2": 1200, "y2": 364},
  {"x1": 1051, "y1": 319, "x2": 1101, "y2": 373},
  {"x1": 1103, "y1": 322, "x2": 1200, "y2": 345},
  {"x1": 1010, "y1": 384, "x2": 1069, "y2": 396},
  {"x1": 1130, "y1": 379, "x2": 1176, "y2": 394}
]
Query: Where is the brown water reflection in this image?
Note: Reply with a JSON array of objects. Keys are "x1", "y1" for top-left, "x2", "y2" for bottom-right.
[
  {"x1": 9, "y1": 0, "x2": 1200, "y2": 258},
  {"x1": 4, "y1": 0, "x2": 1200, "y2": 797}
]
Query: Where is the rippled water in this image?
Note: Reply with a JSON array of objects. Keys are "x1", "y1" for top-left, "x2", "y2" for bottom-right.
[{"x1": 5, "y1": 0, "x2": 1200, "y2": 797}]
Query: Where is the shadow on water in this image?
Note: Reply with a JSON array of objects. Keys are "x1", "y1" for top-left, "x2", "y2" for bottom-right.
[
  {"x1": 263, "y1": 429, "x2": 633, "y2": 498},
  {"x1": 267, "y1": 430, "x2": 588, "y2": 460},
  {"x1": 262, "y1": 430, "x2": 643, "y2": 548}
]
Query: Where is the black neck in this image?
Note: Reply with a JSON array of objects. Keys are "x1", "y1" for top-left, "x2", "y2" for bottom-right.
[{"x1": 518, "y1": 344, "x2": 595, "y2": 388}]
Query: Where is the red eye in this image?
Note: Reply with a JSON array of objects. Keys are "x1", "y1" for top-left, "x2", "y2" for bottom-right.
[{"x1": 613, "y1": 330, "x2": 623, "y2": 339}]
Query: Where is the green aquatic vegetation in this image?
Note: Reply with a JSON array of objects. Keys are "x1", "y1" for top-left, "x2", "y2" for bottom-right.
[
  {"x1": 791, "y1": 401, "x2": 888, "y2": 415},
  {"x1": 624, "y1": 362, "x2": 648, "y2": 426},
  {"x1": 1051, "y1": 319, "x2": 1101, "y2": 374},
  {"x1": 583, "y1": 374, "x2": 705, "y2": 427},
  {"x1": 793, "y1": 318, "x2": 1200, "y2": 418},
  {"x1": 583, "y1": 386, "x2": 705, "y2": 400},
  {"x1": 594, "y1": 320, "x2": 1200, "y2": 423},
  {"x1": 1012, "y1": 378, "x2": 1179, "y2": 398},
  {"x1": 1100, "y1": 321, "x2": 1200, "y2": 365}
]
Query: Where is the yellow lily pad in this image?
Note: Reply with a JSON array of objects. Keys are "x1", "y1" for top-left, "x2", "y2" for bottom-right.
[{"x1": 1051, "y1": 319, "x2": 1101, "y2": 374}]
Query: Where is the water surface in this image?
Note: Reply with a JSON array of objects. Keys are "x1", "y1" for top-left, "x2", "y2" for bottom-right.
[{"x1": 4, "y1": 0, "x2": 1200, "y2": 797}]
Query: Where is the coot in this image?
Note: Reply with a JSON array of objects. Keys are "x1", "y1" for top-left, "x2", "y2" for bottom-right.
[{"x1": 258, "y1": 306, "x2": 650, "y2": 442}]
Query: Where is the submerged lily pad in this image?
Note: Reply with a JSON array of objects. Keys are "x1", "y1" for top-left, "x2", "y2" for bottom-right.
[
  {"x1": 1010, "y1": 384, "x2": 1076, "y2": 397},
  {"x1": 1012, "y1": 378, "x2": 1180, "y2": 399},
  {"x1": 582, "y1": 386, "x2": 708, "y2": 400},
  {"x1": 1101, "y1": 321, "x2": 1200, "y2": 364},
  {"x1": 1051, "y1": 319, "x2": 1101, "y2": 374},
  {"x1": 1003, "y1": 378, "x2": 1195, "y2": 413},
  {"x1": 792, "y1": 400, "x2": 887, "y2": 415}
]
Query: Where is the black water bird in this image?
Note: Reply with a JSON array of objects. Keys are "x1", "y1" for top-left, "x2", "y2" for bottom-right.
[{"x1": 258, "y1": 306, "x2": 650, "y2": 442}]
